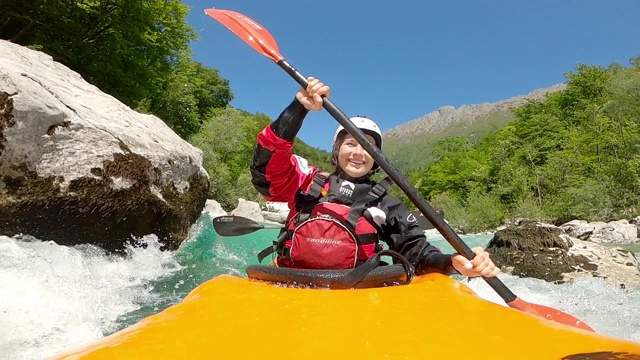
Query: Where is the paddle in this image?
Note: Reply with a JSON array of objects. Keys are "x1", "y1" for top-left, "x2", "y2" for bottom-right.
[
  {"x1": 213, "y1": 215, "x2": 282, "y2": 236},
  {"x1": 204, "y1": 8, "x2": 595, "y2": 332}
]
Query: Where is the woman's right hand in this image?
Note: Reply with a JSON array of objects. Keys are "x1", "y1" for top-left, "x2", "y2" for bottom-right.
[{"x1": 296, "y1": 77, "x2": 330, "y2": 111}]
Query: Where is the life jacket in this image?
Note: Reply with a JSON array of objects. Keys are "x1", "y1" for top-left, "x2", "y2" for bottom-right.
[{"x1": 258, "y1": 172, "x2": 393, "y2": 270}]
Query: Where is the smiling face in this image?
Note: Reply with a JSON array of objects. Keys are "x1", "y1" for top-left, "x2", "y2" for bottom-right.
[{"x1": 337, "y1": 133, "x2": 376, "y2": 178}]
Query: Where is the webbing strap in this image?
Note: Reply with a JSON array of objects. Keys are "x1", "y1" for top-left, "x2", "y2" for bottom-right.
[
  {"x1": 307, "y1": 172, "x2": 328, "y2": 199},
  {"x1": 257, "y1": 231, "x2": 288, "y2": 263},
  {"x1": 297, "y1": 172, "x2": 329, "y2": 216},
  {"x1": 345, "y1": 177, "x2": 393, "y2": 230},
  {"x1": 329, "y1": 249, "x2": 414, "y2": 289},
  {"x1": 256, "y1": 245, "x2": 276, "y2": 263}
]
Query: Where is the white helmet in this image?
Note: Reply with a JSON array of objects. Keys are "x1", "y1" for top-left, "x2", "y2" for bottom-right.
[{"x1": 333, "y1": 116, "x2": 383, "y2": 149}]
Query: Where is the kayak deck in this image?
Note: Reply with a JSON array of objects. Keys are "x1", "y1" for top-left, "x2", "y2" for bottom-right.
[{"x1": 52, "y1": 273, "x2": 640, "y2": 359}]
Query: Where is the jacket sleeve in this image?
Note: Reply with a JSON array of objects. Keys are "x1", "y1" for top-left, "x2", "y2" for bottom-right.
[
  {"x1": 250, "y1": 98, "x2": 316, "y2": 206},
  {"x1": 381, "y1": 197, "x2": 455, "y2": 275}
]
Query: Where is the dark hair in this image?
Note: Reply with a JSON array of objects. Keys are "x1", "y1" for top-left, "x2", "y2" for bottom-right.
[
  {"x1": 331, "y1": 131, "x2": 348, "y2": 168},
  {"x1": 330, "y1": 131, "x2": 380, "y2": 174}
]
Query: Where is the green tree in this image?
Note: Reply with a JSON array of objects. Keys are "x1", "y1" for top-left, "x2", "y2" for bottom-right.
[
  {"x1": 429, "y1": 137, "x2": 472, "y2": 162},
  {"x1": 189, "y1": 108, "x2": 257, "y2": 208},
  {"x1": 419, "y1": 146, "x2": 492, "y2": 201},
  {"x1": 428, "y1": 191, "x2": 503, "y2": 233},
  {"x1": 605, "y1": 66, "x2": 640, "y2": 122},
  {"x1": 1, "y1": 0, "x2": 196, "y2": 105},
  {"x1": 144, "y1": 55, "x2": 234, "y2": 138}
]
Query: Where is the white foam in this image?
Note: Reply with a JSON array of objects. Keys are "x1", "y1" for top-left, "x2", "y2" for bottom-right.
[
  {"x1": 0, "y1": 235, "x2": 181, "y2": 360},
  {"x1": 0, "y1": 230, "x2": 638, "y2": 360},
  {"x1": 464, "y1": 273, "x2": 640, "y2": 341}
]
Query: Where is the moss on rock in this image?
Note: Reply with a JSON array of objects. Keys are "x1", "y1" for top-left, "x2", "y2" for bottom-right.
[
  {"x1": 0, "y1": 151, "x2": 208, "y2": 251},
  {"x1": 487, "y1": 223, "x2": 598, "y2": 284},
  {"x1": 0, "y1": 91, "x2": 17, "y2": 155}
]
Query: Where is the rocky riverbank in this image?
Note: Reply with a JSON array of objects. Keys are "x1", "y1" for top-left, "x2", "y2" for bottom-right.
[
  {"x1": 487, "y1": 220, "x2": 640, "y2": 288},
  {"x1": 208, "y1": 198, "x2": 640, "y2": 288}
]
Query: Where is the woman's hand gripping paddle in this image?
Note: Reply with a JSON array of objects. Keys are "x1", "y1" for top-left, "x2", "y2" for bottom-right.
[{"x1": 204, "y1": 8, "x2": 595, "y2": 332}]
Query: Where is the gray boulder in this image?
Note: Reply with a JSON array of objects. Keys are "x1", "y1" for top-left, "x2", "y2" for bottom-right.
[
  {"x1": 561, "y1": 219, "x2": 639, "y2": 244},
  {"x1": 262, "y1": 201, "x2": 289, "y2": 224},
  {"x1": 231, "y1": 199, "x2": 264, "y2": 223},
  {"x1": 202, "y1": 200, "x2": 227, "y2": 219},
  {"x1": 487, "y1": 221, "x2": 640, "y2": 287},
  {"x1": 0, "y1": 40, "x2": 208, "y2": 250},
  {"x1": 565, "y1": 236, "x2": 640, "y2": 288},
  {"x1": 486, "y1": 222, "x2": 594, "y2": 283}
]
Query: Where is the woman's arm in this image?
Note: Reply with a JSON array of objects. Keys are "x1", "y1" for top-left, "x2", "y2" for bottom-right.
[
  {"x1": 251, "y1": 77, "x2": 331, "y2": 205},
  {"x1": 251, "y1": 98, "x2": 315, "y2": 204},
  {"x1": 381, "y1": 196, "x2": 499, "y2": 277},
  {"x1": 379, "y1": 197, "x2": 456, "y2": 275}
]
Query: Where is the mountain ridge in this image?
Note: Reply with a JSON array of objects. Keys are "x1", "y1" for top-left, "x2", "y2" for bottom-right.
[
  {"x1": 383, "y1": 83, "x2": 567, "y2": 170},
  {"x1": 385, "y1": 83, "x2": 567, "y2": 141}
]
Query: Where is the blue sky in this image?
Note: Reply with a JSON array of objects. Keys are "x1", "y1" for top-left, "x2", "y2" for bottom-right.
[{"x1": 183, "y1": 1, "x2": 639, "y2": 151}]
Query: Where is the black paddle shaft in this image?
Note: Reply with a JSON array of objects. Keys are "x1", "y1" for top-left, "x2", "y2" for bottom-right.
[{"x1": 277, "y1": 59, "x2": 517, "y2": 304}]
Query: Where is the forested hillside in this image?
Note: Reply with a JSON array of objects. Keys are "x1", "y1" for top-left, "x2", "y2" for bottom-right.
[
  {"x1": 189, "y1": 107, "x2": 331, "y2": 209},
  {"x1": 384, "y1": 85, "x2": 566, "y2": 171},
  {"x1": 392, "y1": 60, "x2": 640, "y2": 232},
  {"x1": 0, "y1": 1, "x2": 330, "y2": 210},
  {"x1": 386, "y1": 109, "x2": 515, "y2": 170}
]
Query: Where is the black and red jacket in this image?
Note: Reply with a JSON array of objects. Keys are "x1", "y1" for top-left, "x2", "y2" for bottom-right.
[{"x1": 251, "y1": 98, "x2": 454, "y2": 275}]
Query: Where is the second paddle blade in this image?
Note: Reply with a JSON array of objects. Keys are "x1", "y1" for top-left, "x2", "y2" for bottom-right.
[{"x1": 212, "y1": 215, "x2": 264, "y2": 236}]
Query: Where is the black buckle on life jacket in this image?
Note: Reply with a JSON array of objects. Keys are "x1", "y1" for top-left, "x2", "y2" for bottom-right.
[
  {"x1": 369, "y1": 177, "x2": 393, "y2": 199},
  {"x1": 345, "y1": 176, "x2": 393, "y2": 230},
  {"x1": 295, "y1": 212, "x2": 311, "y2": 223},
  {"x1": 307, "y1": 172, "x2": 328, "y2": 199},
  {"x1": 296, "y1": 172, "x2": 329, "y2": 215}
]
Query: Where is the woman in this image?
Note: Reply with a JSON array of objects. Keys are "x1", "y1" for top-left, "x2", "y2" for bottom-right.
[{"x1": 251, "y1": 77, "x2": 499, "y2": 278}]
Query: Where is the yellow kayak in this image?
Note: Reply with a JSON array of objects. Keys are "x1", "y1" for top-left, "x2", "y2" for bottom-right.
[{"x1": 52, "y1": 273, "x2": 640, "y2": 359}]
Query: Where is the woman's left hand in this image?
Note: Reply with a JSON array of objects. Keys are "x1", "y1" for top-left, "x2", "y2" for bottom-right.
[{"x1": 451, "y1": 247, "x2": 500, "y2": 278}]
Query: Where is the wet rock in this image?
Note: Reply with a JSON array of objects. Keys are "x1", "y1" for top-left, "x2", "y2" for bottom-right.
[
  {"x1": 487, "y1": 222, "x2": 640, "y2": 287},
  {"x1": 0, "y1": 40, "x2": 208, "y2": 250},
  {"x1": 487, "y1": 223, "x2": 594, "y2": 283}
]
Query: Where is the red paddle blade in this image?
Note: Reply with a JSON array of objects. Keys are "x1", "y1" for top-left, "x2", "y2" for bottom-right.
[
  {"x1": 508, "y1": 297, "x2": 595, "y2": 332},
  {"x1": 205, "y1": 9, "x2": 284, "y2": 63}
]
